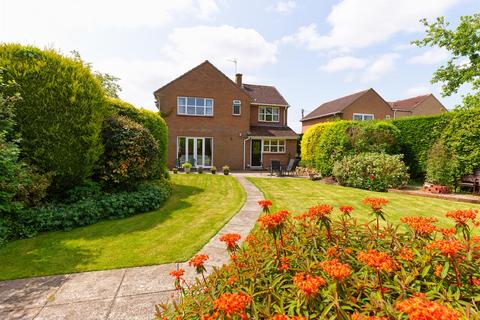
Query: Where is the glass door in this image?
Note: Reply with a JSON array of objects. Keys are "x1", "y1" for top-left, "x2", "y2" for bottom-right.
[
  {"x1": 177, "y1": 137, "x2": 213, "y2": 168},
  {"x1": 251, "y1": 139, "x2": 262, "y2": 167}
]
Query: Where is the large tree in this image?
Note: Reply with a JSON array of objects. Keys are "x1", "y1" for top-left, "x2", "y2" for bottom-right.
[{"x1": 413, "y1": 13, "x2": 480, "y2": 109}]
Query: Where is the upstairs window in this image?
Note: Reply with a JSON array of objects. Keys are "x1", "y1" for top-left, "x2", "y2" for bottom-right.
[
  {"x1": 232, "y1": 100, "x2": 241, "y2": 116},
  {"x1": 177, "y1": 97, "x2": 214, "y2": 116},
  {"x1": 259, "y1": 106, "x2": 279, "y2": 122},
  {"x1": 353, "y1": 113, "x2": 374, "y2": 121}
]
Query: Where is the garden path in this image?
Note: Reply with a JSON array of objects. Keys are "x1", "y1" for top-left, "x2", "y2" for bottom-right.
[{"x1": 0, "y1": 175, "x2": 264, "y2": 320}]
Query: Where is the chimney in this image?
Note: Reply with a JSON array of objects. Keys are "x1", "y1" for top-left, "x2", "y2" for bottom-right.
[{"x1": 235, "y1": 73, "x2": 243, "y2": 86}]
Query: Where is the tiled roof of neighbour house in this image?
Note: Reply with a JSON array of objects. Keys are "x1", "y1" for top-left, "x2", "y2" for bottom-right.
[
  {"x1": 301, "y1": 89, "x2": 371, "y2": 121},
  {"x1": 242, "y1": 84, "x2": 290, "y2": 106},
  {"x1": 249, "y1": 125, "x2": 298, "y2": 138},
  {"x1": 389, "y1": 94, "x2": 431, "y2": 111}
]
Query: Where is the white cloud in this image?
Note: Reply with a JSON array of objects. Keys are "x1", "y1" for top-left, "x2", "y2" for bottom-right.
[
  {"x1": 408, "y1": 48, "x2": 449, "y2": 64},
  {"x1": 320, "y1": 56, "x2": 367, "y2": 73},
  {"x1": 282, "y1": 0, "x2": 460, "y2": 51},
  {"x1": 268, "y1": 1, "x2": 297, "y2": 14},
  {"x1": 405, "y1": 85, "x2": 431, "y2": 96},
  {"x1": 361, "y1": 53, "x2": 400, "y2": 82}
]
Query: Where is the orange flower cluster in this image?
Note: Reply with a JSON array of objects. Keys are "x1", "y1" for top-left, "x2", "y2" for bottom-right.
[
  {"x1": 445, "y1": 209, "x2": 477, "y2": 225},
  {"x1": 439, "y1": 228, "x2": 456, "y2": 238},
  {"x1": 363, "y1": 197, "x2": 389, "y2": 211},
  {"x1": 188, "y1": 254, "x2": 209, "y2": 273},
  {"x1": 258, "y1": 210, "x2": 289, "y2": 231},
  {"x1": 400, "y1": 216, "x2": 437, "y2": 236},
  {"x1": 258, "y1": 199, "x2": 273, "y2": 210},
  {"x1": 219, "y1": 233, "x2": 241, "y2": 250},
  {"x1": 434, "y1": 264, "x2": 443, "y2": 277},
  {"x1": 278, "y1": 256, "x2": 289, "y2": 272},
  {"x1": 398, "y1": 248, "x2": 414, "y2": 261},
  {"x1": 169, "y1": 269, "x2": 185, "y2": 280},
  {"x1": 326, "y1": 246, "x2": 339, "y2": 257},
  {"x1": 395, "y1": 296, "x2": 460, "y2": 320},
  {"x1": 426, "y1": 239, "x2": 464, "y2": 257},
  {"x1": 293, "y1": 273, "x2": 326, "y2": 297},
  {"x1": 271, "y1": 315, "x2": 307, "y2": 320},
  {"x1": 319, "y1": 259, "x2": 352, "y2": 281},
  {"x1": 308, "y1": 204, "x2": 333, "y2": 219},
  {"x1": 213, "y1": 292, "x2": 252, "y2": 318},
  {"x1": 351, "y1": 314, "x2": 388, "y2": 320},
  {"x1": 339, "y1": 205, "x2": 354, "y2": 215},
  {"x1": 357, "y1": 249, "x2": 396, "y2": 272}
]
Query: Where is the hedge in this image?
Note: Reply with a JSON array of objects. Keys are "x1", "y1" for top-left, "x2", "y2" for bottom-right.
[
  {"x1": 0, "y1": 44, "x2": 106, "y2": 190},
  {"x1": 300, "y1": 122, "x2": 333, "y2": 168},
  {"x1": 107, "y1": 98, "x2": 168, "y2": 177},
  {"x1": 0, "y1": 179, "x2": 172, "y2": 243}
]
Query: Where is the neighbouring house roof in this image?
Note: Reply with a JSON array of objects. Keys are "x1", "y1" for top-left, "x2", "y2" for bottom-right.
[
  {"x1": 301, "y1": 89, "x2": 372, "y2": 121},
  {"x1": 242, "y1": 84, "x2": 290, "y2": 107},
  {"x1": 249, "y1": 125, "x2": 298, "y2": 138},
  {"x1": 389, "y1": 94, "x2": 431, "y2": 111}
]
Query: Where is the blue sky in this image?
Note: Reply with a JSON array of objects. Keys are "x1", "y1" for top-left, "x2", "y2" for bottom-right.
[{"x1": 1, "y1": 0, "x2": 479, "y2": 132}]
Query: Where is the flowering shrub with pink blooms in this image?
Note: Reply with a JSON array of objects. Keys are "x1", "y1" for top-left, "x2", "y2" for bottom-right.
[{"x1": 157, "y1": 200, "x2": 480, "y2": 319}]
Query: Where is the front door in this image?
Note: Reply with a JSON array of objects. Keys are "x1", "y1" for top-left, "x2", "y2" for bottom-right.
[{"x1": 251, "y1": 139, "x2": 262, "y2": 167}]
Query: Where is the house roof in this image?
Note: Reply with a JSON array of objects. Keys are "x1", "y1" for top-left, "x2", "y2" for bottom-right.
[
  {"x1": 249, "y1": 125, "x2": 297, "y2": 138},
  {"x1": 301, "y1": 89, "x2": 372, "y2": 121},
  {"x1": 242, "y1": 84, "x2": 290, "y2": 106},
  {"x1": 389, "y1": 94, "x2": 431, "y2": 111}
]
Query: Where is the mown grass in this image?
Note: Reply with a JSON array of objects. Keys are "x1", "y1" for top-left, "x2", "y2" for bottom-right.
[
  {"x1": 0, "y1": 174, "x2": 245, "y2": 280},
  {"x1": 248, "y1": 177, "x2": 480, "y2": 228}
]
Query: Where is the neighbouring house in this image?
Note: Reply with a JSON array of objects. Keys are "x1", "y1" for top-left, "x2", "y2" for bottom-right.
[
  {"x1": 300, "y1": 88, "x2": 392, "y2": 133},
  {"x1": 153, "y1": 60, "x2": 298, "y2": 171},
  {"x1": 389, "y1": 94, "x2": 448, "y2": 118}
]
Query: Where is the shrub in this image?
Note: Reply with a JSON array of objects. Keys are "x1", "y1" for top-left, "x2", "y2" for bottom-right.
[
  {"x1": 0, "y1": 44, "x2": 106, "y2": 190},
  {"x1": 392, "y1": 114, "x2": 451, "y2": 178},
  {"x1": 2, "y1": 179, "x2": 171, "y2": 242},
  {"x1": 158, "y1": 201, "x2": 480, "y2": 319},
  {"x1": 107, "y1": 98, "x2": 168, "y2": 178},
  {"x1": 300, "y1": 122, "x2": 333, "y2": 168},
  {"x1": 426, "y1": 140, "x2": 456, "y2": 187},
  {"x1": 97, "y1": 115, "x2": 159, "y2": 188},
  {"x1": 349, "y1": 121, "x2": 400, "y2": 154},
  {"x1": 333, "y1": 152, "x2": 409, "y2": 191}
]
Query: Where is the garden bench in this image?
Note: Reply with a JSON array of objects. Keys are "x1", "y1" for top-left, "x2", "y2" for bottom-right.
[{"x1": 459, "y1": 170, "x2": 480, "y2": 194}]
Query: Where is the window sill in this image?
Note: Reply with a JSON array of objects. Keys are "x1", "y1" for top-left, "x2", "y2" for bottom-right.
[{"x1": 177, "y1": 114, "x2": 214, "y2": 118}]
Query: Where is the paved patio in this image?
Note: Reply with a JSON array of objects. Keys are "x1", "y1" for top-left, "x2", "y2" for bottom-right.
[{"x1": 0, "y1": 176, "x2": 263, "y2": 320}]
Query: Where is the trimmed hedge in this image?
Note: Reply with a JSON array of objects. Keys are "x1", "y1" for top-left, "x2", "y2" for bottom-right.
[
  {"x1": 391, "y1": 114, "x2": 451, "y2": 178},
  {"x1": 0, "y1": 44, "x2": 106, "y2": 190},
  {"x1": 107, "y1": 98, "x2": 168, "y2": 177},
  {"x1": 300, "y1": 122, "x2": 333, "y2": 168},
  {"x1": 0, "y1": 179, "x2": 172, "y2": 242},
  {"x1": 333, "y1": 152, "x2": 409, "y2": 192}
]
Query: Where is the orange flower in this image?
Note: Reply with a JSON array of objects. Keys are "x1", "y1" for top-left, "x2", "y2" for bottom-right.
[
  {"x1": 396, "y1": 296, "x2": 460, "y2": 320},
  {"x1": 445, "y1": 209, "x2": 477, "y2": 226},
  {"x1": 434, "y1": 264, "x2": 443, "y2": 277},
  {"x1": 326, "y1": 246, "x2": 339, "y2": 257},
  {"x1": 357, "y1": 249, "x2": 396, "y2": 272},
  {"x1": 219, "y1": 233, "x2": 241, "y2": 251},
  {"x1": 351, "y1": 314, "x2": 388, "y2": 320},
  {"x1": 293, "y1": 272, "x2": 326, "y2": 297},
  {"x1": 472, "y1": 277, "x2": 480, "y2": 286},
  {"x1": 319, "y1": 259, "x2": 352, "y2": 281},
  {"x1": 278, "y1": 256, "x2": 289, "y2": 272},
  {"x1": 399, "y1": 248, "x2": 414, "y2": 261},
  {"x1": 213, "y1": 292, "x2": 252, "y2": 317},
  {"x1": 188, "y1": 254, "x2": 209, "y2": 273},
  {"x1": 246, "y1": 234, "x2": 257, "y2": 243},
  {"x1": 169, "y1": 269, "x2": 185, "y2": 280},
  {"x1": 271, "y1": 316, "x2": 307, "y2": 320},
  {"x1": 258, "y1": 199, "x2": 273, "y2": 212},
  {"x1": 258, "y1": 210, "x2": 289, "y2": 231},
  {"x1": 363, "y1": 197, "x2": 389, "y2": 211},
  {"x1": 308, "y1": 204, "x2": 333, "y2": 219},
  {"x1": 426, "y1": 239, "x2": 464, "y2": 258},
  {"x1": 339, "y1": 205, "x2": 354, "y2": 215},
  {"x1": 401, "y1": 216, "x2": 437, "y2": 236},
  {"x1": 227, "y1": 275, "x2": 237, "y2": 285},
  {"x1": 439, "y1": 228, "x2": 456, "y2": 238}
]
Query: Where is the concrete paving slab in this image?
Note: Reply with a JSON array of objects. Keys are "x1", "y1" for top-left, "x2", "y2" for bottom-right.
[
  {"x1": 0, "y1": 306, "x2": 41, "y2": 320},
  {"x1": 107, "y1": 291, "x2": 176, "y2": 320},
  {"x1": 35, "y1": 299, "x2": 111, "y2": 320},
  {"x1": 117, "y1": 264, "x2": 177, "y2": 297}
]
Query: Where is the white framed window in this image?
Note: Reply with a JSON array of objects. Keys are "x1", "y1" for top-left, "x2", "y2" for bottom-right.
[
  {"x1": 177, "y1": 137, "x2": 213, "y2": 167},
  {"x1": 232, "y1": 100, "x2": 241, "y2": 116},
  {"x1": 177, "y1": 97, "x2": 214, "y2": 116},
  {"x1": 259, "y1": 106, "x2": 279, "y2": 122},
  {"x1": 263, "y1": 139, "x2": 286, "y2": 153},
  {"x1": 353, "y1": 113, "x2": 374, "y2": 121},
  {"x1": 385, "y1": 115, "x2": 391, "y2": 120}
]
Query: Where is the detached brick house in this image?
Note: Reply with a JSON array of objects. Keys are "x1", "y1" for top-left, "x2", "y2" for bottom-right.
[
  {"x1": 389, "y1": 94, "x2": 448, "y2": 118},
  {"x1": 154, "y1": 61, "x2": 297, "y2": 170}
]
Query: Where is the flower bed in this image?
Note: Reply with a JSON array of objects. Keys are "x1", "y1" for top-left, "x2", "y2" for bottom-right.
[{"x1": 157, "y1": 199, "x2": 480, "y2": 319}]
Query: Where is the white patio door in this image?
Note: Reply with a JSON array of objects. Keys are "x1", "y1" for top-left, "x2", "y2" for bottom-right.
[{"x1": 177, "y1": 137, "x2": 213, "y2": 168}]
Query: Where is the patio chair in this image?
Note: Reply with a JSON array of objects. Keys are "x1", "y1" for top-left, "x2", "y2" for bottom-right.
[
  {"x1": 283, "y1": 159, "x2": 299, "y2": 176},
  {"x1": 269, "y1": 160, "x2": 282, "y2": 176}
]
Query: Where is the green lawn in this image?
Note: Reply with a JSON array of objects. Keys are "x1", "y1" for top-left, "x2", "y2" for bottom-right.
[
  {"x1": 0, "y1": 174, "x2": 245, "y2": 280},
  {"x1": 248, "y1": 178, "x2": 480, "y2": 228}
]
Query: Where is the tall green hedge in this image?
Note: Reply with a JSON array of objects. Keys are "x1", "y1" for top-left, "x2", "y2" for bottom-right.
[
  {"x1": 0, "y1": 44, "x2": 106, "y2": 190},
  {"x1": 392, "y1": 114, "x2": 451, "y2": 179},
  {"x1": 300, "y1": 122, "x2": 333, "y2": 168},
  {"x1": 107, "y1": 98, "x2": 168, "y2": 177}
]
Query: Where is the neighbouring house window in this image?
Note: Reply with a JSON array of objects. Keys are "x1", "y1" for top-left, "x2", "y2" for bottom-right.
[
  {"x1": 385, "y1": 115, "x2": 391, "y2": 120},
  {"x1": 177, "y1": 137, "x2": 213, "y2": 167},
  {"x1": 263, "y1": 139, "x2": 286, "y2": 153},
  {"x1": 353, "y1": 113, "x2": 374, "y2": 121},
  {"x1": 259, "y1": 106, "x2": 279, "y2": 122},
  {"x1": 177, "y1": 97, "x2": 214, "y2": 116},
  {"x1": 232, "y1": 100, "x2": 241, "y2": 115}
]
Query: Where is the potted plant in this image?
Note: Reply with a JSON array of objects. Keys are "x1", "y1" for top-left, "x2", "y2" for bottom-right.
[
  {"x1": 222, "y1": 165, "x2": 230, "y2": 175},
  {"x1": 182, "y1": 162, "x2": 192, "y2": 174},
  {"x1": 172, "y1": 167, "x2": 178, "y2": 174},
  {"x1": 211, "y1": 166, "x2": 217, "y2": 174},
  {"x1": 197, "y1": 166, "x2": 203, "y2": 174}
]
